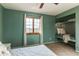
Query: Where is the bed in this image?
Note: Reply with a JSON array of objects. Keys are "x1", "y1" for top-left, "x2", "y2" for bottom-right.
[{"x1": 10, "y1": 45, "x2": 56, "y2": 56}]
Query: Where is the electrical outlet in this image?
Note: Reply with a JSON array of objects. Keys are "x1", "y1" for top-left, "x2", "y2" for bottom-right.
[{"x1": 49, "y1": 37, "x2": 52, "y2": 40}]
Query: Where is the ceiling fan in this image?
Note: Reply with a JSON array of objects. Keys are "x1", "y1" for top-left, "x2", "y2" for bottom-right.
[{"x1": 39, "y1": 3, "x2": 59, "y2": 9}]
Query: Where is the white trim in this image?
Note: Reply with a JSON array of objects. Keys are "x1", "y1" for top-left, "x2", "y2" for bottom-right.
[
  {"x1": 40, "y1": 16, "x2": 43, "y2": 44},
  {"x1": 24, "y1": 14, "x2": 27, "y2": 47}
]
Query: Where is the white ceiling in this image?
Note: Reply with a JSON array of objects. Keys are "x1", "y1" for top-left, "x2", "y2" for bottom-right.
[{"x1": 1, "y1": 3, "x2": 79, "y2": 15}]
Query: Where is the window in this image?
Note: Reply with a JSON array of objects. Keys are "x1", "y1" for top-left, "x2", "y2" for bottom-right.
[{"x1": 25, "y1": 17, "x2": 40, "y2": 34}]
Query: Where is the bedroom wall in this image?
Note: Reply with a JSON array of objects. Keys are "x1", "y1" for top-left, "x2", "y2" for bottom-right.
[
  {"x1": 75, "y1": 6, "x2": 79, "y2": 52},
  {"x1": 43, "y1": 15, "x2": 56, "y2": 44},
  {"x1": 56, "y1": 5, "x2": 79, "y2": 52},
  {"x1": 26, "y1": 12, "x2": 56, "y2": 44},
  {"x1": 2, "y1": 8, "x2": 56, "y2": 47},
  {"x1": 3, "y1": 9, "x2": 24, "y2": 47},
  {"x1": 0, "y1": 5, "x2": 3, "y2": 41}
]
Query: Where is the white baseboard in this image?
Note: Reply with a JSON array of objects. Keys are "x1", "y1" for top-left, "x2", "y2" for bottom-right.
[{"x1": 43, "y1": 41, "x2": 58, "y2": 44}]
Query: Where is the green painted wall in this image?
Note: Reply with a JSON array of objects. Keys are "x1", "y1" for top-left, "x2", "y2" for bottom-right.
[
  {"x1": 25, "y1": 12, "x2": 56, "y2": 45},
  {"x1": 43, "y1": 15, "x2": 56, "y2": 43},
  {"x1": 3, "y1": 9, "x2": 24, "y2": 47},
  {"x1": 3, "y1": 9, "x2": 56, "y2": 47},
  {"x1": 75, "y1": 6, "x2": 79, "y2": 52},
  {"x1": 27, "y1": 35, "x2": 40, "y2": 45},
  {"x1": 0, "y1": 5, "x2": 3, "y2": 41}
]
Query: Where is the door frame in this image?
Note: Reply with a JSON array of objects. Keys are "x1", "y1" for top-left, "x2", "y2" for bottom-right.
[{"x1": 23, "y1": 14, "x2": 43, "y2": 46}]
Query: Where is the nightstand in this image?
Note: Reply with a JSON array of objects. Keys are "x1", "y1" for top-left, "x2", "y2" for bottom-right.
[{"x1": 3, "y1": 43, "x2": 11, "y2": 50}]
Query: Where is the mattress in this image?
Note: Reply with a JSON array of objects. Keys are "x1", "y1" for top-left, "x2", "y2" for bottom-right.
[{"x1": 10, "y1": 45, "x2": 56, "y2": 56}]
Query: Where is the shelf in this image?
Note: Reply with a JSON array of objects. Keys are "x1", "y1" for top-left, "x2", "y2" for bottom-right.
[
  {"x1": 69, "y1": 39, "x2": 75, "y2": 42},
  {"x1": 57, "y1": 35, "x2": 75, "y2": 42}
]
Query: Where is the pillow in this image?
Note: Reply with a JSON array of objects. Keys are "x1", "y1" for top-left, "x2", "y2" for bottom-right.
[
  {"x1": 0, "y1": 44, "x2": 11, "y2": 56},
  {"x1": 0, "y1": 41, "x2": 2, "y2": 45}
]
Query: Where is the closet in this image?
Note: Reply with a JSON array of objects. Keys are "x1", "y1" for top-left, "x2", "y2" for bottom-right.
[{"x1": 56, "y1": 14, "x2": 75, "y2": 48}]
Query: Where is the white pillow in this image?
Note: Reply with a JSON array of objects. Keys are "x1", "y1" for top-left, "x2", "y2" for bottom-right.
[
  {"x1": 0, "y1": 44, "x2": 11, "y2": 56},
  {"x1": 0, "y1": 41, "x2": 2, "y2": 45}
]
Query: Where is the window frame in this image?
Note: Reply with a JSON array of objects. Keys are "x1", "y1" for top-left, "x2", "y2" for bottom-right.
[{"x1": 25, "y1": 16, "x2": 40, "y2": 35}]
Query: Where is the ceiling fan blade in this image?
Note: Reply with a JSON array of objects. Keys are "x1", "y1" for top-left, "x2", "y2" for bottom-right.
[
  {"x1": 39, "y1": 3, "x2": 44, "y2": 9},
  {"x1": 54, "y1": 3, "x2": 59, "y2": 5}
]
